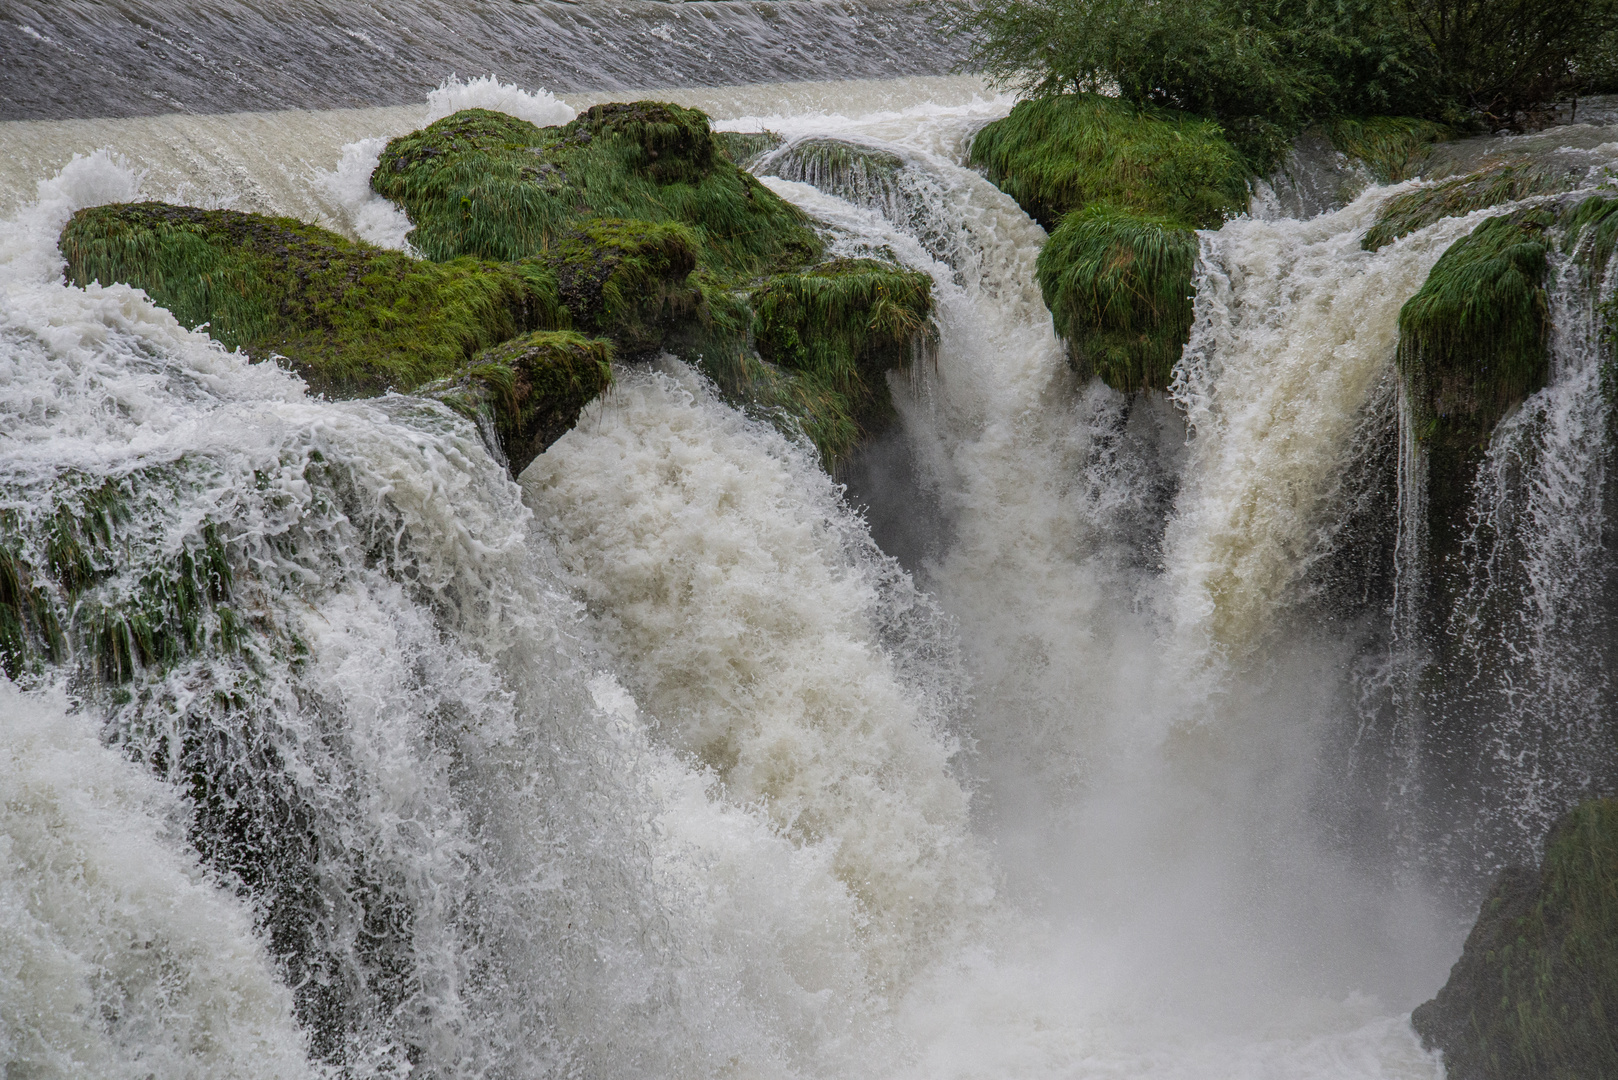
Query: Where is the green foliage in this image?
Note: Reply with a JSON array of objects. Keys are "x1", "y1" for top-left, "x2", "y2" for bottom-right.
[
  {"x1": 1037, "y1": 206, "x2": 1199, "y2": 392},
  {"x1": 954, "y1": 0, "x2": 1441, "y2": 167},
  {"x1": 372, "y1": 104, "x2": 820, "y2": 276},
  {"x1": 1412, "y1": 798, "x2": 1618, "y2": 1080},
  {"x1": 60, "y1": 203, "x2": 562, "y2": 397},
  {"x1": 957, "y1": 0, "x2": 1618, "y2": 143},
  {"x1": 1397, "y1": 207, "x2": 1554, "y2": 444},
  {"x1": 1395, "y1": 0, "x2": 1618, "y2": 126},
  {"x1": 1324, "y1": 115, "x2": 1453, "y2": 182},
  {"x1": 1364, "y1": 161, "x2": 1567, "y2": 251},
  {"x1": 750, "y1": 258, "x2": 936, "y2": 466},
  {"x1": 423, "y1": 330, "x2": 615, "y2": 476},
  {"x1": 969, "y1": 94, "x2": 1251, "y2": 230}
]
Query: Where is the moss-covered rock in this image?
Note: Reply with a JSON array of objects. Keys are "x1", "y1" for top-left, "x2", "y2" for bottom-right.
[
  {"x1": 969, "y1": 94, "x2": 1251, "y2": 232},
  {"x1": 371, "y1": 104, "x2": 820, "y2": 276},
  {"x1": 1036, "y1": 206, "x2": 1198, "y2": 392},
  {"x1": 713, "y1": 130, "x2": 785, "y2": 168},
  {"x1": 422, "y1": 330, "x2": 614, "y2": 476},
  {"x1": 546, "y1": 217, "x2": 699, "y2": 358},
  {"x1": 60, "y1": 203, "x2": 562, "y2": 398},
  {"x1": 748, "y1": 258, "x2": 935, "y2": 465},
  {"x1": 969, "y1": 94, "x2": 1245, "y2": 394},
  {"x1": 1397, "y1": 207, "x2": 1554, "y2": 447},
  {"x1": 1323, "y1": 116, "x2": 1453, "y2": 184},
  {"x1": 1412, "y1": 798, "x2": 1618, "y2": 1080},
  {"x1": 1363, "y1": 161, "x2": 1566, "y2": 252}
]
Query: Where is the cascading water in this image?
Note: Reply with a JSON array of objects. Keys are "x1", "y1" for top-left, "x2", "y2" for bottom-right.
[{"x1": 5, "y1": 62, "x2": 1618, "y2": 1080}]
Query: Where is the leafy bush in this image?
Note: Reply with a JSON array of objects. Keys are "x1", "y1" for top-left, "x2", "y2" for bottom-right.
[{"x1": 955, "y1": 0, "x2": 1618, "y2": 140}]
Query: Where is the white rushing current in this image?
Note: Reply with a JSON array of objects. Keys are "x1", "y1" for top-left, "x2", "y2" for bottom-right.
[{"x1": 16, "y1": 75, "x2": 1605, "y2": 1080}]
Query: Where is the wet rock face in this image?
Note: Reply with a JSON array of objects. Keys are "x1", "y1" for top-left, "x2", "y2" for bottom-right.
[{"x1": 1412, "y1": 798, "x2": 1618, "y2": 1080}]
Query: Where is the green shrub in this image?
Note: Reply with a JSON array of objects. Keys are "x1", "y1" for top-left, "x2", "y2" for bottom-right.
[
  {"x1": 60, "y1": 203, "x2": 562, "y2": 397},
  {"x1": 969, "y1": 94, "x2": 1250, "y2": 230},
  {"x1": 1396, "y1": 207, "x2": 1554, "y2": 444},
  {"x1": 1412, "y1": 798, "x2": 1618, "y2": 1080}
]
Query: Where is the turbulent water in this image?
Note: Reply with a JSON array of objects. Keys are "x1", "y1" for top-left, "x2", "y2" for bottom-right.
[{"x1": 2, "y1": 58, "x2": 1617, "y2": 1080}]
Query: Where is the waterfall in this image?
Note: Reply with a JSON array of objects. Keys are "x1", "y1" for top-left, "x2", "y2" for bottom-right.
[{"x1": 8, "y1": 68, "x2": 1618, "y2": 1080}]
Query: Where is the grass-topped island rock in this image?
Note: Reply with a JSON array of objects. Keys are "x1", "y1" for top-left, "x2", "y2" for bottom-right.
[{"x1": 60, "y1": 101, "x2": 939, "y2": 473}]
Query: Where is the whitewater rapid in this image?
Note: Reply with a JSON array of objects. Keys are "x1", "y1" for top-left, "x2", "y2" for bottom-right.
[{"x1": 19, "y1": 74, "x2": 1615, "y2": 1079}]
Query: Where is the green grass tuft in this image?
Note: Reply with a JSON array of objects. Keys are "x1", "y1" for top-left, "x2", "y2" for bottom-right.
[
  {"x1": 749, "y1": 258, "x2": 936, "y2": 466},
  {"x1": 969, "y1": 93, "x2": 1251, "y2": 231},
  {"x1": 61, "y1": 203, "x2": 562, "y2": 397},
  {"x1": 1323, "y1": 116, "x2": 1453, "y2": 183},
  {"x1": 1562, "y1": 194, "x2": 1618, "y2": 281},
  {"x1": 1397, "y1": 207, "x2": 1554, "y2": 445},
  {"x1": 1037, "y1": 205, "x2": 1199, "y2": 392},
  {"x1": 423, "y1": 330, "x2": 614, "y2": 476},
  {"x1": 1412, "y1": 798, "x2": 1618, "y2": 1080},
  {"x1": 1363, "y1": 161, "x2": 1566, "y2": 251},
  {"x1": 372, "y1": 104, "x2": 821, "y2": 276},
  {"x1": 713, "y1": 130, "x2": 785, "y2": 167}
]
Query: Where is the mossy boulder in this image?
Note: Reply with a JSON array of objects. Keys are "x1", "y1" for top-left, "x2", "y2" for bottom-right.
[
  {"x1": 749, "y1": 258, "x2": 935, "y2": 464},
  {"x1": 60, "y1": 203, "x2": 562, "y2": 398},
  {"x1": 546, "y1": 217, "x2": 699, "y2": 358},
  {"x1": 1397, "y1": 207, "x2": 1554, "y2": 448},
  {"x1": 970, "y1": 94, "x2": 1247, "y2": 394},
  {"x1": 1412, "y1": 798, "x2": 1618, "y2": 1080},
  {"x1": 369, "y1": 104, "x2": 939, "y2": 469},
  {"x1": 969, "y1": 94, "x2": 1251, "y2": 232},
  {"x1": 422, "y1": 330, "x2": 614, "y2": 476},
  {"x1": 371, "y1": 104, "x2": 820, "y2": 276},
  {"x1": 1364, "y1": 161, "x2": 1566, "y2": 252},
  {"x1": 713, "y1": 130, "x2": 785, "y2": 168},
  {"x1": 1036, "y1": 206, "x2": 1199, "y2": 392}
]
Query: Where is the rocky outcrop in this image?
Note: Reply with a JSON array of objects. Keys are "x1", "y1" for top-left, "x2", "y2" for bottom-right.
[
  {"x1": 422, "y1": 331, "x2": 614, "y2": 476},
  {"x1": 60, "y1": 203, "x2": 562, "y2": 398},
  {"x1": 1412, "y1": 798, "x2": 1618, "y2": 1080},
  {"x1": 970, "y1": 93, "x2": 1247, "y2": 392}
]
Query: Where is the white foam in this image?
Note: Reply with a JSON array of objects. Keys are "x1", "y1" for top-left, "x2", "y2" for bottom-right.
[
  {"x1": 0, "y1": 681, "x2": 314, "y2": 1079},
  {"x1": 424, "y1": 74, "x2": 576, "y2": 128}
]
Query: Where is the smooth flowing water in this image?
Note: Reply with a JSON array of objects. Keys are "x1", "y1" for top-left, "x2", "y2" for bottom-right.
[{"x1": 2, "y1": 59, "x2": 1616, "y2": 1080}]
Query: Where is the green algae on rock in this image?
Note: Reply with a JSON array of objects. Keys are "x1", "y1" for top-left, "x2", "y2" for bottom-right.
[
  {"x1": 1396, "y1": 207, "x2": 1554, "y2": 446},
  {"x1": 422, "y1": 330, "x2": 614, "y2": 477},
  {"x1": 969, "y1": 94, "x2": 1250, "y2": 232},
  {"x1": 372, "y1": 104, "x2": 820, "y2": 276},
  {"x1": 748, "y1": 258, "x2": 935, "y2": 466},
  {"x1": 1412, "y1": 798, "x2": 1618, "y2": 1080},
  {"x1": 1036, "y1": 206, "x2": 1198, "y2": 392},
  {"x1": 60, "y1": 203, "x2": 562, "y2": 398}
]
